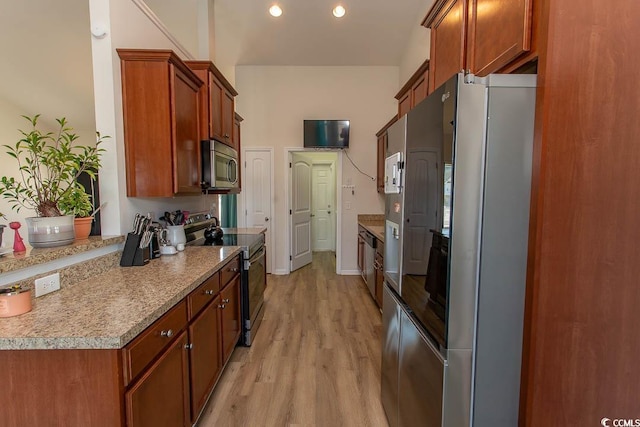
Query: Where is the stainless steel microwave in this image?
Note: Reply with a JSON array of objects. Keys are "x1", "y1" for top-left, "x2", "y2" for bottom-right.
[{"x1": 201, "y1": 140, "x2": 239, "y2": 190}]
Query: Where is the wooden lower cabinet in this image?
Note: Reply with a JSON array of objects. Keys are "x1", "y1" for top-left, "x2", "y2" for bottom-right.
[
  {"x1": 188, "y1": 295, "x2": 222, "y2": 421},
  {"x1": 125, "y1": 332, "x2": 190, "y2": 427},
  {"x1": 0, "y1": 255, "x2": 242, "y2": 426},
  {"x1": 220, "y1": 276, "x2": 241, "y2": 362}
]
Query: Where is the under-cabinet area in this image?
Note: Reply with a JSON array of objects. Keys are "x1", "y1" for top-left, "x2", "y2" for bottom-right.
[{"x1": 0, "y1": 247, "x2": 242, "y2": 427}]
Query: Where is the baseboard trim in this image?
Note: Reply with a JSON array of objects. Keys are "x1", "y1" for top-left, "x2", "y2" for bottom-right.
[
  {"x1": 339, "y1": 269, "x2": 361, "y2": 276},
  {"x1": 272, "y1": 269, "x2": 289, "y2": 276}
]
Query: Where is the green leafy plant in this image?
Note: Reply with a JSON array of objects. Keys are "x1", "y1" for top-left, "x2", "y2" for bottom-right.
[
  {"x1": 58, "y1": 184, "x2": 94, "y2": 218},
  {"x1": 0, "y1": 115, "x2": 106, "y2": 217}
]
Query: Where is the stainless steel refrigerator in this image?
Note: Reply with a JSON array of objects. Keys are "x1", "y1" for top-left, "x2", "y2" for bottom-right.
[{"x1": 381, "y1": 73, "x2": 537, "y2": 427}]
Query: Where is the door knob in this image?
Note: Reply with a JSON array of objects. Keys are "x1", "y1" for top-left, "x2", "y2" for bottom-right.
[{"x1": 265, "y1": 217, "x2": 269, "y2": 222}]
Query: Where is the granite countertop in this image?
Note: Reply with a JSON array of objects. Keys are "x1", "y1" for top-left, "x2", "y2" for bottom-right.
[
  {"x1": 0, "y1": 245, "x2": 242, "y2": 350},
  {"x1": 358, "y1": 215, "x2": 385, "y2": 243},
  {"x1": 0, "y1": 235, "x2": 125, "y2": 275}
]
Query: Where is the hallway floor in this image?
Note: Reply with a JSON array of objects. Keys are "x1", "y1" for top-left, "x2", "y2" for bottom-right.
[{"x1": 197, "y1": 252, "x2": 389, "y2": 426}]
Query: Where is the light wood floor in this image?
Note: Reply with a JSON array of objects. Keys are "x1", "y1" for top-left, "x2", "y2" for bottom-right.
[{"x1": 197, "y1": 252, "x2": 389, "y2": 427}]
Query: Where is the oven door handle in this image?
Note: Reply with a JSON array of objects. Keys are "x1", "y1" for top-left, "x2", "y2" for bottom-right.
[{"x1": 245, "y1": 246, "x2": 266, "y2": 270}]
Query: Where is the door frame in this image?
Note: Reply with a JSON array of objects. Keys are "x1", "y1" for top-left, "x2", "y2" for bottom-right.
[
  {"x1": 240, "y1": 147, "x2": 275, "y2": 275},
  {"x1": 285, "y1": 148, "x2": 343, "y2": 275},
  {"x1": 311, "y1": 160, "x2": 337, "y2": 252}
]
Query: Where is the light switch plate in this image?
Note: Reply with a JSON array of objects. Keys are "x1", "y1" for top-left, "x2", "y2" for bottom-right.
[{"x1": 35, "y1": 272, "x2": 61, "y2": 297}]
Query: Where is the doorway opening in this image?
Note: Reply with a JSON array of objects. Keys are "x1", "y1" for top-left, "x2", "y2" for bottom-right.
[{"x1": 288, "y1": 149, "x2": 342, "y2": 274}]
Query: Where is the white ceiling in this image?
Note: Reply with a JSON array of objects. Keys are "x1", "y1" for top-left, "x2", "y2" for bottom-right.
[
  {"x1": 0, "y1": 0, "x2": 433, "y2": 134},
  {"x1": 215, "y1": 0, "x2": 433, "y2": 66}
]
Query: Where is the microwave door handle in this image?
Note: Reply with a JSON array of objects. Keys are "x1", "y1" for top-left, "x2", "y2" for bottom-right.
[{"x1": 229, "y1": 158, "x2": 239, "y2": 184}]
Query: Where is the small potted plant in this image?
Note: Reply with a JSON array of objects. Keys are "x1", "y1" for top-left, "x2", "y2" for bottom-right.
[
  {"x1": 0, "y1": 115, "x2": 105, "y2": 248},
  {"x1": 58, "y1": 184, "x2": 95, "y2": 241}
]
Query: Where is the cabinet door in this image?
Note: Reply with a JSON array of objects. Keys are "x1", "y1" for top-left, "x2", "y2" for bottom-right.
[
  {"x1": 172, "y1": 66, "x2": 202, "y2": 194},
  {"x1": 398, "y1": 91, "x2": 411, "y2": 118},
  {"x1": 411, "y1": 70, "x2": 429, "y2": 107},
  {"x1": 222, "y1": 89, "x2": 234, "y2": 146},
  {"x1": 232, "y1": 115, "x2": 241, "y2": 152},
  {"x1": 429, "y1": 0, "x2": 467, "y2": 92},
  {"x1": 188, "y1": 298, "x2": 222, "y2": 422},
  {"x1": 125, "y1": 332, "x2": 190, "y2": 427},
  {"x1": 211, "y1": 75, "x2": 224, "y2": 141},
  {"x1": 377, "y1": 134, "x2": 386, "y2": 193},
  {"x1": 466, "y1": 0, "x2": 533, "y2": 76},
  {"x1": 220, "y1": 276, "x2": 241, "y2": 364}
]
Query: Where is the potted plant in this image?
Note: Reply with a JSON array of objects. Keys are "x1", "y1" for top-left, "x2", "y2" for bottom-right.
[
  {"x1": 58, "y1": 184, "x2": 95, "y2": 241},
  {"x1": 0, "y1": 115, "x2": 105, "y2": 248}
]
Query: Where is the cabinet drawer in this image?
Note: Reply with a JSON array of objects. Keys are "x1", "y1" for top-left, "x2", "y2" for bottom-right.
[
  {"x1": 123, "y1": 301, "x2": 188, "y2": 385},
  {"x1": 219, "y1": 255, "x2": 240, "y2": 288},
  {"x1": 188, "y1": 271, "x2": 220, "y2": 319}
]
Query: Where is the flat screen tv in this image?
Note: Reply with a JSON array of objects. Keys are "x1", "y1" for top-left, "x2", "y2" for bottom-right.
[{"x1": 303, "y1": 120, "x2": 350, "y2": 149}]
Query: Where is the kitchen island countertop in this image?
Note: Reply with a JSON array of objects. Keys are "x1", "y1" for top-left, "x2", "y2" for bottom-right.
[{"x1": 0, "y1": 245, "x2": 242, "y2": 350}]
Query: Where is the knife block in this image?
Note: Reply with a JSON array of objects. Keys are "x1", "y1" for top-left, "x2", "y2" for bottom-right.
[{"x1": 120, "y1": 233, "x2": 150, "y2": 267}]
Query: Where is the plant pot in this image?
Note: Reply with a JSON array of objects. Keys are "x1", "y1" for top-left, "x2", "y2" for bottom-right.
[
  {"x1": 25, "y1": 215, "x2": 75, "y2": 248},
  {"x1": 74, "y1": 217, "x2": 94, "y2": 241}
]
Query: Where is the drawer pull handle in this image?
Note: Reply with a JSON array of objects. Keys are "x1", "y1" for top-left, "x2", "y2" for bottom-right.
[
  {"x1": 160, "y1": 329, "x2": 174, "y2": 338},
  {"x1": 218, "y1": 304, "x2": 226, "y2": 309},
  {"x1": 204, "y1": 290, "x2": 215, "y2": 295},
  {"x1": 184, "y1": 343, "x2": 193, "y2": 350},
  {"x1": 222, "y1": 298, "x2": 230, "y2": 303},
  {"x1": 228, "y1": 267, "x2": 239, "y2": 273}
]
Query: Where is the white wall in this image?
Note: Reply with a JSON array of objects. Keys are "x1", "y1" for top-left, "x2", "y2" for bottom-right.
[
  {"x1": 235, "y1": 66, "x2": 397, "y2": 274},
  {"x1": 89, "y1": 0, "x2": 216, "y2": 237},
  {"x1": 399, "y1": 23, "x2": 431, "y2": 88}
]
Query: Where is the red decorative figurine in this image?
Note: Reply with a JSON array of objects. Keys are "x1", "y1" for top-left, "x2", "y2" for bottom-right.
[{"x1": 9, "y1": 222, "x2": 26, "y2": 253}]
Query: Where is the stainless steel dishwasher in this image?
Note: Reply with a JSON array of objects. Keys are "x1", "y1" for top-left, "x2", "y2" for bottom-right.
[{"x1": 359, "y1": 228, "x2": 377, "y2": 299}]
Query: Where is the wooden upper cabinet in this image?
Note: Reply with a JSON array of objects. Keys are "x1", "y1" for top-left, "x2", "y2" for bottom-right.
[
  {"x1": 376, "y1": 116, "x2": 398, "y2": 194},
  {"x1": 185, "y1": 61, "x2": 238, "y2": 149},
  {"x1": 423, "y1": 0, "x2": 468, "y2": 92},
  {"x1": 423, "y1": 0, "x2": 535, "y2": 85},
  {"x1": 233, "y1": 113, "x2": 242, "y2": 152},
  {"x1": 395, "y1": 59, "x2": 430, "y2": 118},
  {"x1": 397, "y1": 91, "x2": 411, "y2": 118},
  {"x1": 234, "y1": 113, "x2": 244, "y2": 192},
  {"x1": 411, "y1": 70, "x2": 429, "y2": 106},
  {"x1": 466, "y1": 0, "x2": 533, "y2": 75},
  {"x1": 118, "y1": 49, "x2": 203, "y2": 197},
  {"x1": 222, "y1": 89, "x2": 234, "y2": 144}
]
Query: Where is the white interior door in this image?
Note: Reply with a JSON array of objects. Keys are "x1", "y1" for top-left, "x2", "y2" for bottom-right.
[
  {"x1": 291, "y1": 155, "x2": 312, "y2": 271},
  {"x1": 403, "y1": 149, "x2": 439, "y2": 275},
  {"x1": 311, "y1": 162, "x2": 335, "y2": 251},
  {"x1": 244, "y1": 149, "x2": 273, "y2": 273}
]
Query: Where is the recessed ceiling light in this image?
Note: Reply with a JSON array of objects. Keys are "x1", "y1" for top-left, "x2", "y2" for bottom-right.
[
  {"x1": 333, "y1": 5, "x2": 346, "y2": 18},
  {"x1": 269, "y1": 5, "x2": 283, "y2": 17}
]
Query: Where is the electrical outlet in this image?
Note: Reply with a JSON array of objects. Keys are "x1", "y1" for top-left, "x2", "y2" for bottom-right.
[{"x1": 35, "y1": 272, "x2": 61, "y2": 297}]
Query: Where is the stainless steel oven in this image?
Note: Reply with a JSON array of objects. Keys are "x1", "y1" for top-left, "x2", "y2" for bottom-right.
[{"x1": 243, "y1": 242, "x2": 266, "y2": 346}]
